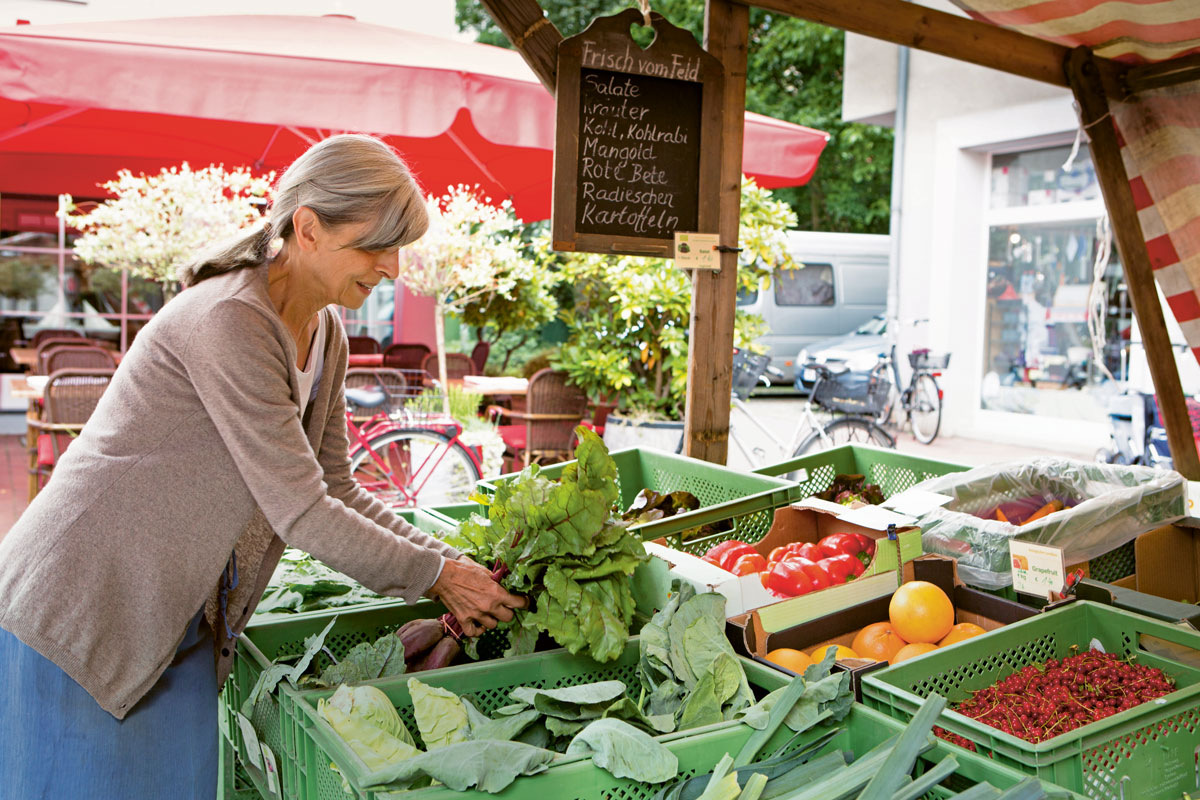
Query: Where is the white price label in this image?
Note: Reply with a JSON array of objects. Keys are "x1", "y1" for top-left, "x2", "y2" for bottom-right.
[
  {"x1": 674, "y1": 232, "x2": 720, "y2": 270},
  {"x1": 1009, "y1": 540, "x2": 1066, "y2": 598},
  {"x1": 261, "y1": 743, "x2": 280, "y2": 797}
]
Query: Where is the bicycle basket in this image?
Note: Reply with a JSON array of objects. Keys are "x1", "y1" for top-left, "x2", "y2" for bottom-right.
[
  {"x1": 908, "y1": 350, "x2": 951, "y2": 370},
  {"x1": 731, "y1": 351, "x2": 771, "y2": 401},
  {"x1": 812, "y1": 369, "x2": 890, "y2": 416}
]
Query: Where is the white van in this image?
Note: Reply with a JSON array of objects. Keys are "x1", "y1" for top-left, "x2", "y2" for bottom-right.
[{"x1": 736, "y1": 231, "x2": 891, "y2": 383}]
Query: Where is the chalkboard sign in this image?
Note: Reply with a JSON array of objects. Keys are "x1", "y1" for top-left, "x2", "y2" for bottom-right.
[{"x1": 553, "y1": 10, "x2": 723, "y2": 258}]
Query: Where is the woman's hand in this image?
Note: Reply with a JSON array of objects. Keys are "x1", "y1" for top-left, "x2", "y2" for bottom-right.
[{"x1": 429, "y1": 556, "x2": 527, "y2": 638}]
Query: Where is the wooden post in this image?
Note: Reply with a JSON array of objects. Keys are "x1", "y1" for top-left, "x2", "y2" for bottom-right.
[
  {"x1": 1065, "y1": 47, "x2": 1200, "y2": 480},
  {"x1": 683, "y1": 0, "x2": 749, "y2": 464},
  {"x1": 477, "y1": 0, "x2": 563, "y2": 93}
]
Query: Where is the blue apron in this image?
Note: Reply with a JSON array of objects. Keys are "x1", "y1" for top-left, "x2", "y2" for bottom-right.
[{"x1": 0, "y1": 610, "x2": 217, "y2": 799}]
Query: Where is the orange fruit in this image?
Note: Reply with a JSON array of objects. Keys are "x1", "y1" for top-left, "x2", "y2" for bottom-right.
[
  {"x1": 937, "y1": 622, "x2": 988, "y2": 648},
  {"x1": 851, "y1": 621, "x2": 909, "y2": 663},
  {"x1": 892, "y1": 642, "x2": 939, "y2": 663},
  {"x1": 809, "y1": 644, "x2": 860, "y2": 663},
  {"x1": 765, "y1": 648, "x2": 813, "y2": 674},
  {"x1": 889, "y1": 581, "x2": 955, "y2": 644}
]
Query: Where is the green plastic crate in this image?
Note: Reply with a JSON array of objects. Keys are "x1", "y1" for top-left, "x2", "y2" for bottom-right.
[
  {"x1": 819, "y1": 705, "x2": 1085, "y2": 800},
  {"x1": 861, "y1": 601, "x2": 1200, "y2": 799},
  {"x1": 279, "y1": 638, "x2": 784, "y2": 800},
  {"x1": 281, "y1": 652, "x2": 1084, "y2": 800},
  {"x1": 476, "y1": 447, "x2": 803, "y2": 554},
  {"x1": 419, "y1": 502, "x2": 486, "y2": 531},
  {"x1": 755, "y1": 443, "x2": 968, "y2": 501}
]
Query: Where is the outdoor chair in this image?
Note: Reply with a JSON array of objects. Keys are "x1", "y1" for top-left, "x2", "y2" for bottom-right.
[
  {"x1": 43, "y1": 346, "x2": 118, "y2": 375},
  {"x1": 470, "y1": 341, "x2": 490, "y2": 373},
  {"x1": 347, "y1": 335, "x2": 382, "y2": 355},
  {"x1": 30, "y1": 329, "x2": 83, "y2": 348},
  {"x1": 344, "y1": 368, "x2": 410, "y2": 418},
  {"x1": 382, "y1": 343, "x2": 431, "y2": 371},
  {"x1": 35, "y1": 340, "x2": 111, "y2": 374},
  {"x1": 421, "y1": 352, "x2": 476, "y2": 383},
  {"x1": 488, "y1": 368, "x2": 589, "y2": 471},
  {"x1": 30, "y1": 368, "x2": 115, "y2": 497}
]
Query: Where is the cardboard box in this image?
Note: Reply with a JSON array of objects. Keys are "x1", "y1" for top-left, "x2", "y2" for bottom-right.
[
  {"x1": 1073, "y1": 523, "x2": 1200, "y2": 627},
  {"x1": 727, "y1": 556, "x2": 1040, "y2": 699},
  {"x1": 646, "y1": 498, "x2": 922, "y2": 618}
]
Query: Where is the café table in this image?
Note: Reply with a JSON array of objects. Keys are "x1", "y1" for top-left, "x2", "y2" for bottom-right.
[
  {"x1": 10, "y1": 345, "x2": 123, "y2": 370},
  {"x1": 347, "y1": 354, "x2": 384, "y2": 367}
]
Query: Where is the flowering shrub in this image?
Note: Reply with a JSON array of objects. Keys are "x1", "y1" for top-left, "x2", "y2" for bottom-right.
[
  {"x1": 63, "y1": 164, "x2": 273, "y2": 287},
  {"x1": 397, "y1": 186, "x2": 535, "y2": 409}
]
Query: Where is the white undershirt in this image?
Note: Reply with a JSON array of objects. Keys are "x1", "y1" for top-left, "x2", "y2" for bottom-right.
[{"x1": 296, "y1": 312, "x2": 327, "y2": 417}]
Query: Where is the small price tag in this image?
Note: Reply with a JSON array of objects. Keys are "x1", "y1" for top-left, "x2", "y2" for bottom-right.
[
  {"x1": 1010, "y1": 540, "x2": 1066, "y2": 598},
  {"x1": 674, "y1": 232, "x2": 720, "y2": 270},
  {"x1": 1186, "y1": 481, "x2": 1200, "y2": 519},
  {"x1": 261, "y1": 743, "x2": 280, "y2": 798},
  {"x1": 236, "y1": 711, "x2": 264, "y2": 770}
]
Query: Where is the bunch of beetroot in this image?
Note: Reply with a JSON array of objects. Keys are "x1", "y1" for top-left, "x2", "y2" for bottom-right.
[{"x1": 937, "y1": 648, "x2": 1175, "y2": 747}]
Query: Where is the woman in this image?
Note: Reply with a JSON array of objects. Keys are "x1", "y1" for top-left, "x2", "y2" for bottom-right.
[{"x1": 0, "y1": 134, "x2": 524, "y2": 798}]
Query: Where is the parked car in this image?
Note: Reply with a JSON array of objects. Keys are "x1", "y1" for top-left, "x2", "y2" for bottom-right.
[
  {"x1": 793, "y1": 313, "x2": 888, "y2": 391},
  {"x1": 737, "y1": 231, "x2": 889, "y2": 383}
]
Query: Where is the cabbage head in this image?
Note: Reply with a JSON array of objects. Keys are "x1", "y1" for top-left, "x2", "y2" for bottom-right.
[{"x1": 318, "y1": 684, "x2": 421, "y2": 772}]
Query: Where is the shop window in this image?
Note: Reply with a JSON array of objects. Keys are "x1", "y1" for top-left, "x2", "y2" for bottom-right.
[
  {"x1": 991, "y1": 144, "x2": 1100, "y2": 209},
  {"x1": 774, "y1": 263, "x2": 835, "y2": 307}
]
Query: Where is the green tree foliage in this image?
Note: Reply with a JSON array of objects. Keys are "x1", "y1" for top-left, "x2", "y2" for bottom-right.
[{"x1": 455, "y1": 0, "x2": 893, "y2": 233}]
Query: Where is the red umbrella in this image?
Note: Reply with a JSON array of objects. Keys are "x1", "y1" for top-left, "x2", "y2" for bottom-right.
[{"x1": 0, "y1": 14, "x2": 829, "y2": 223}]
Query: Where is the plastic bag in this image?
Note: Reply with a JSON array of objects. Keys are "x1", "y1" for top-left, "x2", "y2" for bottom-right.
[{"x1": 911, "y1": 458, "x2": 1186, "y2": 590}]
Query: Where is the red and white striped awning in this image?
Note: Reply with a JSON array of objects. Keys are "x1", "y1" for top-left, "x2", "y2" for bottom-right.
[{"x1": 955, "y1": 0, "x2": 1200, "y2": 362}]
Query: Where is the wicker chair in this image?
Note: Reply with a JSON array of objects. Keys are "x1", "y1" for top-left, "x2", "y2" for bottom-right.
[
  {"x1": 421, "y1": 352, "x2": 476, "y2": 382},
  {"x1": 382, "y1": 343, "x2": 431, "y2": 371},
  {"x1": 35, "y1": 340, "x2": 112, "y2": 374},
  {"x1": 43, "y1": 346, "x2": 117, "y2": 374},
  {"x1": 347, "y1": 335, "x2": 382, "y2": 355},
  {"x1": 470, "y1": 341, "x2": 490, "y2": 374},
  {"x1": 30, "y1": 368, "x2": 115, "y2": 496},
  {"x1": 30, "y1": 328, "x2": 83, "y2": 348},
  {"x1": 344, "y1": 368, "x2": 410, "y2": 417},
  {"x1": 488, "y1": 368, "x2": 589, "y2": 470}
]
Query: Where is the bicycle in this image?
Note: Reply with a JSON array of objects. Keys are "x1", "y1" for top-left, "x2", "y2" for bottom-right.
[
  {"x1": 870, "y1": 345, "x2": 950, "y2": 444},
  {"x1": 342, "y1": 370, "x2": 482, "y2": 507},
  {"x1": 727, "y1": 350, "x2": 894, "y2": 471}
]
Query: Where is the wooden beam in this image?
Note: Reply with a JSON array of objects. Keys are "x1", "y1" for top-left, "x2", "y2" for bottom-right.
[
  {"x1": 741, "y1": 0, "x2": 1126, "y2": 94},
  {"x1": 1125, "y1": 52, "x2": 1200, "y2": 96},
  {"x1": 683, "y1": 0, "x2": 750, "y2": 465},
  {"x1": 478, "y1": 0, "x2": 563, "y2": 93},
  {"x1": 1065, "y1": 47, "x2": 1200, "y2": 480}
]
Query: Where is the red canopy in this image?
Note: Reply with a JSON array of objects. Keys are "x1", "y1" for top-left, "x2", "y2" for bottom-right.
[{"x1": 0, "y1": 14, "x2": 830, "y2": 222}]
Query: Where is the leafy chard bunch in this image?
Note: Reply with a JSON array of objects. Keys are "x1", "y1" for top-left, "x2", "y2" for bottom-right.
[{"x1": 449, "y1": 427, "x2": 649, "y2": 662}]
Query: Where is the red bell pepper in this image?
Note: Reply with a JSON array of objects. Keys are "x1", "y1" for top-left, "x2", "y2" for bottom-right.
[
  {"x1": 768, "y1": 545, "x2": 793, "y2": 564},
  {"x1": 817, "y1": 532, "x2": 873, "y2": 566},
  {"x1": 765, "y1": 560, "x2": 814, "y2": 598},
  {"x1": 782, "y1": 556, "x2": 832, "y2": 590},
  {"x1": 703, "y1": 540, "x2": 757, "y2": 572},
  {"x1": 820, "y1": 553, "x2": 865, "y2": 583},
  {"x1": 730, "y1": 552, "x2": 767, "y2": 577},
  {"x1": 791, "y1": 542, "x2": 825, "y2": 563}
]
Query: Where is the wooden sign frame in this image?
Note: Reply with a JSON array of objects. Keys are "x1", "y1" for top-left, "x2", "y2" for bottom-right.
[{"x1": 552, "y1": 9, "x2": 724, "y2": 259}]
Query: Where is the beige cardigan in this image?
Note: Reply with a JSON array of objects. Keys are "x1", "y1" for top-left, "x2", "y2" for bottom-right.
[{"x1": 0, "y1": 263, "x2": 460, "y2": 719}]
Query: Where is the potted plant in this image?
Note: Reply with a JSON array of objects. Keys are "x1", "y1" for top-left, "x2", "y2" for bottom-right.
[{"x1": 551, "y1": 178, "x2": 797, "y2": 452}]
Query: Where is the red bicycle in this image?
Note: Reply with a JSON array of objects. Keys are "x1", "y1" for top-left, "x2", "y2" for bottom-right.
[{"x1": 344, "y1": 373, "x2": 482, "y2": 508}]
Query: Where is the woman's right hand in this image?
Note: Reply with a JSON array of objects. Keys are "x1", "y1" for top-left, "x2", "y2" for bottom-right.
[{"x1": 428, "y1": 556, "x2": 527, "y2": 638}]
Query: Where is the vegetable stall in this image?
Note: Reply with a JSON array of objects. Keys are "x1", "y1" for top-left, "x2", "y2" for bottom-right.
[{"x1": 223, "y1": 433, "x2": 1200, "y2": 800}]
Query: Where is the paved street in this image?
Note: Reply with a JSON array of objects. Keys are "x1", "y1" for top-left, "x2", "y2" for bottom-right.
[{"x1": 726, "y1": 395, "x2": 1097, "y2": 473}]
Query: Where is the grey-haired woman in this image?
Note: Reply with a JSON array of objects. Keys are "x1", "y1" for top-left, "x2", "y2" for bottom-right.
[{"x1": 0, "y1": 134, "x2": 524, "y2": 798}]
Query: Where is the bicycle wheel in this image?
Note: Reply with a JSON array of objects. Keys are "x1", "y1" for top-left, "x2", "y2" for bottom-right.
[
  {"x1": 909, "y1": 373, "x2": 943, "y2": 444},
  {"x1": 791, "y1": 417, "x2": 895, "y2": 457},
  {"x1": 349, "y1": 428, "x2": 480, "y2": 508}
]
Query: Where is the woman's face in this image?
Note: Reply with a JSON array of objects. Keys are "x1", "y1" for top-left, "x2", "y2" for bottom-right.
[{"x1": 311, "y1": 219, "x2": 400, "y2": 310}]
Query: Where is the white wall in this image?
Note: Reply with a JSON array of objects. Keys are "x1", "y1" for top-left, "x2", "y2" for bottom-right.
[
  {"x1": 843, "y1": 0, "x2": 1112, "y2": 451},
  {"x1": 1, "y1": 0, "x2": 462, "y2": 38}
]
